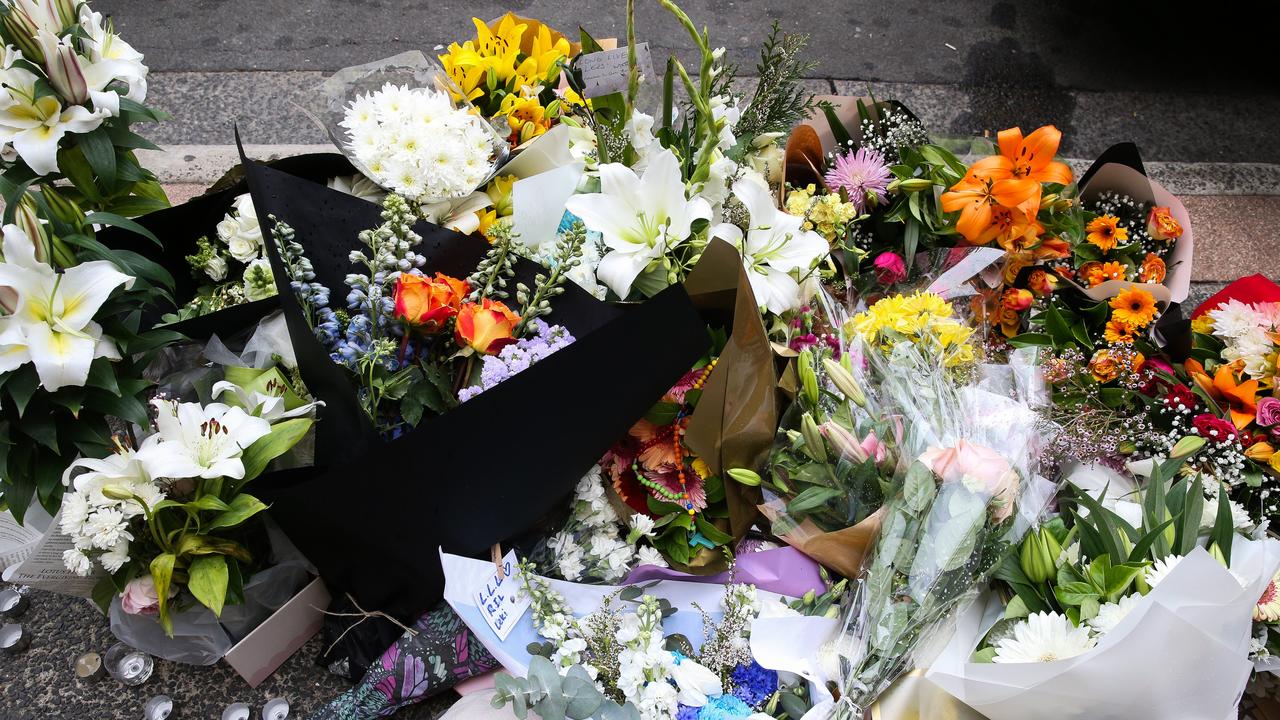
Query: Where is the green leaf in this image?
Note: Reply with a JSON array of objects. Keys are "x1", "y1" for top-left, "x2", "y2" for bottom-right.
[
  {"x1": 56, "y1": 145, "x2": 102, "y2": 203},
  {"x1": 1004, "y1": 594, "x2": 1030, "y2": 619},
  {"x1": 971, "y1": 646, "x2": 998, "y2": 663},
  {"x1": 150, "y1": 553, "x2": 177, "y2": 635},
  {"x1": 1071, "y1": 485, "x2": 1124, "y2": 562},
  {"x1": 1178, "y1": 477, "x2": 1204, "y2": 557},
  {"x1": 236, "y1": 418, "x2": 313, "y2": 484},
  {"x1": 186, "y1": 495, "x2": 230, "y2": 513},
  {"x1": 820, "y1": 102, "x2": 854, "y2": 149},
  {"x1": 643, "y1": 401, "x2": 681, "y2": 426},
  {"x1": 1211, "y1": 480, "x2": 1235, "y2": 563},
  {"x1": 693, "y1": 516, "x2": 734, "y2": 546},
  {"x1": 85, "y1": 359, "x2": 121, "y2": 396},
  {"x1": 902, "y1": 460, "x2": 936, "y2": 514},
  {"x1": 1128, "y1": 518, "x2": 1172, "y2": 563},
  {"x1": 83, "y1": 211, "x2": 160, "y2": 246},
  {"x1": 188, "y1": 555, "x2": 229, "y2": 616},
  {"x1": 204, "y1": 494, "x2": 268, "y2": 533},
  {"x1": 786, "y1": 486, "x2": 842, "y2": 516},
  {"x1": 5, "y1": 366, "x2": 39, "y2": 416},
  {"x1": 91, "y1": 576, "x2": 118, "y2": 614},
  {"x1": 1053, "y1": 581, "x2": 1099, "y2": 607},
  {"x1": 77, "y1": 127, "x2": 117, "y2": 190},
  {"x1": 1007, "y1": 332, "x2": 1053, "y2": 349}
]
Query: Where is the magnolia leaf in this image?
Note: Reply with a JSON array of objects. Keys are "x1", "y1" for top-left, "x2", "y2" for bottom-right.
[
  {"x1": 150, "y1": 553, "x2": 177, "y2": 635},
  {"x1": 188, "y1": 554, "x2": 229, "y2": 616},
  {"x1": 237, "y1": 417, "x2": 313, "y2": 484},
  {"x1": 203, "y1": 494, "x2": 268, "y2": 533}
]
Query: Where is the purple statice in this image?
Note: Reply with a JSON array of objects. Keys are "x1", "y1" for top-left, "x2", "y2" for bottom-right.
[
  {"x1": 824, "y1": 147, "x2": 892, "y2": 213},
  {"x1": 457, "y1": 321, "x2": 575, "y2": 401},
  {"x1": 729, "y1": 661, "x2": 779, "y2": 708}
]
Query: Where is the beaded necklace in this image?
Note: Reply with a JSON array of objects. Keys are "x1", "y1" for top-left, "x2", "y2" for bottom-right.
[{"x1": 630, "y1": 358, "x2": 719, "y2": 517}]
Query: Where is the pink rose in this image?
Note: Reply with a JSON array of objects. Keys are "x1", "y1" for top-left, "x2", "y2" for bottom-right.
[
  {"x1": 918, "y1": 440, "x2": 1019, "y2": 523},
  {"x1": 120, "y1": 576, "x2": 174, "y2": 616},
  {"x1": 872, "y1": 252, "x2": 907, "y2": 285},
  {"x1": 1257, "y1": 397, "x2": 1280, "y2": 427}
]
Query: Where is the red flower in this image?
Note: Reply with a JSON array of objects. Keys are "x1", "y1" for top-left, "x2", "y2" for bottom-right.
[
  {"x1": 1192, "y1": 413, "x2": 1237, "y2": 444},
  {"x1": 872, "y1": 252, "x2": 907, "y2": 285},
  {"x1": 1164, "y1": 384, "x2": 1197, "y2": 411}
]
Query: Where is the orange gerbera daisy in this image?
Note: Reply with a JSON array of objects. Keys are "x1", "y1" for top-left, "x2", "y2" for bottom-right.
[
  {"x1": 1139, "y1": 253, "x2": 1166, "y2": 283},
  {"x1": 1104, "y1": 319, "x2": 1137, "y2": 344},
  {"x1": 940, "y1": 156, "x2": 1040, "y2": 245},
  {"x1": 1086, "y1": 215, "x2": 1129, "y2": 251},
  {"x1": 1095, "y1": 261, "x2": 1127, "y2": 285},
  {"x1": 1110, "y1": 286, "x2": 1158, "y2": 328}
]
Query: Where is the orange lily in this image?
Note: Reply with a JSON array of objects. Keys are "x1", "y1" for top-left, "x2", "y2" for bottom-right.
[
  {"x1": 1186, "y1": 359, "x2": 1259, "y2": 428},
  {"x1": 997, "y1": 126, "x2": 1074, "y2": 187},
  {"x1": 941, "y1": 156, "x2": 1039, "y2": 244}
]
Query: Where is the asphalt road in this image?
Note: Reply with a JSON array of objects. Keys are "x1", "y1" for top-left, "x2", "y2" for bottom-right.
[{"x1": 93, "y1": 0, "x2": 1280, "y2": 162}]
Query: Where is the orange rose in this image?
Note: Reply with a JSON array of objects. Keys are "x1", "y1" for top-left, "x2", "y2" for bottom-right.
[
  {"x1": 1027, "y1": 269, "x2": 1055, "y2": 296},
  {"x1": 1139, "y1": 252, "x2": 1166, "y2": 283},
  {"x1": 394, "y1": 273, "x2": 470, "y2": 333},
  {"x1": 1089, "y1": 349, "x2": 1122, "y2": 383},
  {"x1": 1146, "y1": 206, "x2": 1183, "y2": 241},
  {"x1": 455, "y1": 298, "x2": 520, "y2": 354},
  {"x1": 1079, "y1": 261, "x2": 1104, "y2": 287},
  {"x1": 1002, "y1": 288, "x2": 1034, "y2": 312}
]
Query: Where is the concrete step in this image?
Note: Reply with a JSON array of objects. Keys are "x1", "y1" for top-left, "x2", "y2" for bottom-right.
[{"x1": 138, "y1": 71, "x2": 1280, "y2": 164}]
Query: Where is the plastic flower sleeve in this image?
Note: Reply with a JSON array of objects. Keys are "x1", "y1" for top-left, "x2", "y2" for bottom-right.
[
  {"x1": 301, "y1": 51, "x2": 509, "y2": 205},
  {"x1": 825, "y1": 340, "x2": 1055, "y2": 717}
]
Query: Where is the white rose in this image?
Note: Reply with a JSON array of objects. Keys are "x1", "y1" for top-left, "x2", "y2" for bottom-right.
[{"x1": 203, "y1": 254, "x2": 228, "y2": 282}]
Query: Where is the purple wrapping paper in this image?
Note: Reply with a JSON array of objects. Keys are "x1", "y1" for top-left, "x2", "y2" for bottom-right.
[{"x1": 622, "y1": 547, "x2": 825, "y2": 598}]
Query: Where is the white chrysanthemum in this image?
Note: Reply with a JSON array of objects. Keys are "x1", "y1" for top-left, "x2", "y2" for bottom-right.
[
  {"x1": 1144, "y1": 555, "x2": 1184, "y2": 588},
  {"x1": 84, "y1": 508, "x2": 130, "y2": 550},
  {"x1": 637, "y1": 546, "x2": 667, "y2": 568},
  {"x1": 992, "y1": 612, "x2": 1096, "y2": 663},
  {"x1": 99, "y1": 540, "x2": 131, "y2": 574},
  {"x1": 63, "y1": 548, "x2": 92, "y2": 577},
  {"x1": 1208, "y1": 299, "x2": 1262, "y2": 339},
  {"x1": 343, "y1": 83, "x2": 496, "y2": 201},
  {"x1": 630, "y1": 514, "x2": 656, "y2": 538},
  {"x1": 1201, "y1": 491, "x2": 1254, "y2": 530},
  {"x1": 1087, "y1": 593, "x2": 1142, "y2": 635}
]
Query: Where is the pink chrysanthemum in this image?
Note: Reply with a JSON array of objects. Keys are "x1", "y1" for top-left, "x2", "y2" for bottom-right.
[{"x1": 824, "y1": 147, "x2": 892, "y2": 213}]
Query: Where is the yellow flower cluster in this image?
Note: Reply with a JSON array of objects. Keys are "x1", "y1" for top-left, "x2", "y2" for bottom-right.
[
  {"x1": 847, "y1": 291, "x2": 977, "y2": 367},
  {"x1": 785, "y1": 184, "x2": 858, "y2": 242},
  {"x1": 477, "y1": 175, "x2": 516, "y2": 241},
  {"x1": 439, "y1": 15, "x2": 578, "y2": 144}
]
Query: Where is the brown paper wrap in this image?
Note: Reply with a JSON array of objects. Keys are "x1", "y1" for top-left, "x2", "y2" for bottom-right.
[
  {"x1": 759, "y1": 504, "x2": 885, "y2": 580},
  {"x1": 870, "y1": 669, "x2": 989, "y2": 720},
  {"x1": 682, "y1": 239, "x2": 779, "y2": 549}
]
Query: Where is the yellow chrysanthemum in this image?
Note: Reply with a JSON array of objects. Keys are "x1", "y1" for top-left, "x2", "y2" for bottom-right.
[
  {"x1": 1191, "y1": 314, "x2": 1215, "y2": 334},
  {"x1": 847, "y1": 291, "x2": 977, "y2": 368}
]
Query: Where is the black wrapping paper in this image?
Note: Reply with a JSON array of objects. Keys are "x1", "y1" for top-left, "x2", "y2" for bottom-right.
[{"x1": 240, "y1": 157, "x2": 710, "y2": 628}]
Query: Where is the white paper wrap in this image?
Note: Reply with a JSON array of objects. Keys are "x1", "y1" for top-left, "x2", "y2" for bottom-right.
[{"x1": 926, "y1": 539, "x2": 1280, "y2": 720}]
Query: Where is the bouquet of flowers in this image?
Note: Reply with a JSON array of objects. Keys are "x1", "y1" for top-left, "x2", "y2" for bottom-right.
[
  {"x1": 0, "y1": 0, "x2": 177, "y2": 523},
  {"x1": 163, "y1": 193, "x2": 278, "y2": 322},
  {"x1": 820, "y1": 301, "x2": 1051, "y2": 716}
]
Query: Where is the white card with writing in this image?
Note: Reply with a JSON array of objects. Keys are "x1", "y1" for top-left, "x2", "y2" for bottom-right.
[
  {"x1": 578, "y1": 43, "x2": 653, "y2": 98},
  {"x1": 473, "y1": 549, "x2": 531, "y2": 642}
]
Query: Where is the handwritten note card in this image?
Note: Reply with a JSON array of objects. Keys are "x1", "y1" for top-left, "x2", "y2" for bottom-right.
[
  {"x1": 474, "y1": 549, "x2": 531, "y2": 641},
  {"x1": 578, "y1": 43, "x2": 653, "y2": 98}
]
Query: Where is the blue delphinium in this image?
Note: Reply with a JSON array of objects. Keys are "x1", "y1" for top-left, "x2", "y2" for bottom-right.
[
  {"x1": 698, "y1": 694, "x2": 753, "y2": 719},
  {"x1": 676, "y1": 704, "x2": 701, "y2": 720},
  {"x1": 457, "y1": 320, "x2": 575, "y2": 401}
]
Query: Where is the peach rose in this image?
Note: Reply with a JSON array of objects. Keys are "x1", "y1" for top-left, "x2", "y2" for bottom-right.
[
  {"x1": 455, "y1": 298, "x2": 520, "y2": 354},
  {"x1": 120, "y1": 575, "x2": 176, "y2": 616},
  {"x1": 1146, "y1": 206, "x2": 1183, "y2": 241},
  {"x1": 394, "y1": 272, "x2": 469, "y2": 333},
  {"x1": 919, "y1": 439, "x2": 1019, "y2": 522}
]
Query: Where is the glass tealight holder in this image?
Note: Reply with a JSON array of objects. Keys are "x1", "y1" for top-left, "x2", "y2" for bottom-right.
[
  {"x1": 222, "y1": 702, "x2": 251, "y2": 720},
  {"x1": 104, "y1": 642, "x2": 154, "y2": 686},
  {"x1": 262, "y1": 697, "x2": 290, "y2": 720},
  {"x1": 0, "y1": 588, "x2": 28, "y2": 619},
  {"x1": 74, "y1": 651, "x2": 106, "y2": 680},
  {"x1": 0, "y1": 623, "x2": 30, "y2": 654},
  {"x1": 143, "y1": 695, "x2": 174, "y2": 720}
]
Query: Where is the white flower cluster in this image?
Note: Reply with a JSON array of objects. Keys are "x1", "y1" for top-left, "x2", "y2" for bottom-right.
[
  {"x1": 1207, "y1": 299, "x2": 1280, "y2": 379},
  {"x1": 60, "y1": 396, "x2": 273, "y2": 576},
  {"x1": 617, "y1": 595, "x2": 679, "y2": 720},
  {"x1": 0, "y1": 2, "x2": 148, "y2": 175},
  {"x1": 59, "y1": 450, "x2": 163, "y2": 576},
  {"x1": 198, "y1": 193, "x2": 275, "y2": 300},
  {"x1": 545, "y1": 468, "x2": 666, "y2": 583},
  {"x1": 341, "y1": 83, "x2": 496, "y2": 202}
]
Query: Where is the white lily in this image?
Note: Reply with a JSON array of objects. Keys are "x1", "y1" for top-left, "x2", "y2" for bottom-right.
[
  {"x1": 565, "y1": 148, "x2": 711, "y2": 299},
  {"x1": 0, "y1": 57, "x2": 109, "y2": 175},
  {"x1": 139, "y1": 398, "x2": 272, "y2": 481},
  {"x1": 0, "y1": 225, "x2": 132, "y2": 391},
  {"x1": 3, "y1": 0, "x2": 75, "y2": 40},
  {"x1": 711, "y1": 178, "x2": 828, "y2": 315},
  {"x1": 210, "y1": 380, "x2": 322, "y2": 422},
  {"x1": 34, "y1": 28, "x2": 122, "y2": 115},
  {"x1": 78, "y1": 10, "x2": 148, "y2": 102},
  {"x1": 669, "y1": 652, "x2": 723, "y2": 706}
]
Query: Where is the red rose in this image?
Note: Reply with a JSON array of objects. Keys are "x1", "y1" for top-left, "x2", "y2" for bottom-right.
[
  {"x1": 1192, "y1": 413, "x2": 1237, "y2": 444},
  {"x1": 1164, "y1": 384, "x2": 1197, "y2": 411}
]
